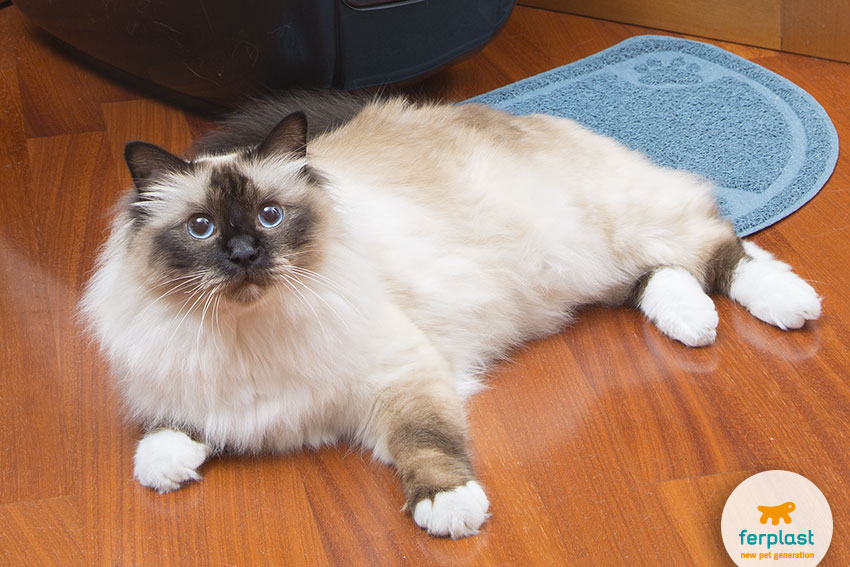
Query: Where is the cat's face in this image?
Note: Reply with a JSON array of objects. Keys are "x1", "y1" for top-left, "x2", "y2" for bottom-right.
[{"x1": 122, "y1": 112, "x2": 329, "y2": 305}]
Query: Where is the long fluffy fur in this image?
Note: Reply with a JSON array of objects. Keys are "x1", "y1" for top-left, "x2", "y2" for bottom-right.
[
  {"x1": 80, "y1": 96, "x2": 747, "y2": 449},
  {"x1": 80, "y1": 95, "x2": 820, "y2": 537}
]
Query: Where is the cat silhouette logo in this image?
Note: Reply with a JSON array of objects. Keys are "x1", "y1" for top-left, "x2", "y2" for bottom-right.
[{"x1": 758, "y1": 501, "x2": 795, "y2": 525}]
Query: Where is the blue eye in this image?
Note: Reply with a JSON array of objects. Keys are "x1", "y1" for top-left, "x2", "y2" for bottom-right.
[
  {"x1": 187, "y1": 216, "x2": 215, "y2": 239},
  {"x1": 258, "y1": 203, "x2": 283, "y2": 228}
]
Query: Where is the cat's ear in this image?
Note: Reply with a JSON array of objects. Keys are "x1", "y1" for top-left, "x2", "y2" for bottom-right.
[
  {"x1": 256, "y1": 111, "x2": 308, "y2": 160},
  {"x1": 124, "y1": 141, "x2": 191, "y2": 189}
]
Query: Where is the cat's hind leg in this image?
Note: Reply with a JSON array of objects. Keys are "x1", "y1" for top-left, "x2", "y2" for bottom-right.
[
  {"x1": 632, "y1": 238, "x2": 821, "y2": 346},
  {"x1": 631, "y1": 266, "x2": 719, "y2": 347},
  {"x1": 134, "y1": 428, "x2": 211, "y2": 493},
  {"x1": 729, "y1": 240, "x2": 821, "y2": 329}
]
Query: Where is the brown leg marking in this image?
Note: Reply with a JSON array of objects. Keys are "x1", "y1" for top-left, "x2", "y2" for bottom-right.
[
  {"x1": 625, "y1": 268, "x2": 658, "y2": 308},
  {"x1": 380, "y1": 380, "x2": 476, "y2": 509},
  {"x1": 627, "y1": 236, "x2": 747, "y2": 307},
  {"x1": 703, "y1": 237, "x2": 747, "y2": 295}
]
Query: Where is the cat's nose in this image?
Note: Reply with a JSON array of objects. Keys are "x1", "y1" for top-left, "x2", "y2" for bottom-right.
[{"x1": 227, "y1": 235, "x2": 259, "y2": 267}]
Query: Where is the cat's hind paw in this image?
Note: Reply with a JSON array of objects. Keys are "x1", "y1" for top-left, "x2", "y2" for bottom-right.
[
  {"x1": 639, "y1": 266, "x2": 719, "y2": 347},
  {"x1": 412, "y1": 481, "x2": 490, "y2": 539},
  {"x1": 730, "y1": 243, "x2": 821, "y2": 330},
  {"x1": 134, "y1": 429, "x2": 210, "y2": 493}
]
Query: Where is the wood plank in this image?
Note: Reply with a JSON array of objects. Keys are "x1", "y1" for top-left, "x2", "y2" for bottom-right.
[
  {"x1": 519, "y1": 0, "x2": 782, "y2": 50},
  {"x1": 0, "y1": 497, "x2": 84, "y2": 567},
  {"x1": 202, "y1": 455, "x2": 331, "y2": 567},
  {"x1": 783, "y1": 0, "x2": 850, "y2": 64},
  {"x1": 102, "y1": 99, "x2": 196, "y2": 188},
  {"x1": 10, "y1": 9, "x2": 135, "y2": 138},
  {"x1": 0, "y1": 69, "x2": 73, "y2": 504},
  {"x1": 0, "y1": 272, "x2": 70, "y2": 504},
  {"x1": 26, "y1": 133, "x2": 117, "y2": 292},
  {"x1": 657, "y1": 472, "x2": 751, "y2": 566}
]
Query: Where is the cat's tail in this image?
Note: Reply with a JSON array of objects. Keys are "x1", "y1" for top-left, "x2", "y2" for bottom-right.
[
  {"x1": 630, "y1": 238, "x2": 821, "y2": 347},
  {"x1": 191, "y1": 90, "x2": 376, "y2": 156}
]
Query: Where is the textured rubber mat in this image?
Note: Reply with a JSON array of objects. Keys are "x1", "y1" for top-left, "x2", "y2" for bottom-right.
[{"x1": 468, "y1": 35, "x2": 839, "y2": 236}]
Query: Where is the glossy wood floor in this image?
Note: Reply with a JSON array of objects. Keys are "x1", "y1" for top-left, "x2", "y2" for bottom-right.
[{"x1": 1, "y1": 4, "x2": 848, "y2": 566}]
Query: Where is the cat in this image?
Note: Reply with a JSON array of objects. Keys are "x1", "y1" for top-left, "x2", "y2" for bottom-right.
[{"x1": 79, "y1": 91, "x2": 821, "y2": 539}]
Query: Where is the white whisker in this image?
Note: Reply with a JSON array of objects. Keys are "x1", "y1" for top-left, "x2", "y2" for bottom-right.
[
  {"x1": 285, "y1": 273, "x2": 351, "y2": 331},
  {"x1": 279, "y1": 273, "x2": 329, "y2": 342},
  {"x1": 288, "y1": 265, "x2": 360, "y2": 315},
  {"x1": 137, "y1": 273, "x2": 207, "y2": 319},
  {"x1": 212, "y1": 293, "x2": 225, "y2": 354},
  {"x1": 197, "y1": 287, "x2": 217, "y2": 353},
  {"x1": 167, "y1": 285, "x2": 212, "y2": 348}
]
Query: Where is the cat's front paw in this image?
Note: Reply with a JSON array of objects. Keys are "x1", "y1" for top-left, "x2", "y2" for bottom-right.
[
  {"x1": 412, "y1": 481, "x2": 490, "y2": 539},
  {"x1": 134, "y1": 429, "x2": 210, "y2": 493}
]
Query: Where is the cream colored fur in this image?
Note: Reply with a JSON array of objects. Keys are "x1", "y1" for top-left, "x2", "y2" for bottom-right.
[{"x1": 80, "y1": 98, "x2": 820, "y2": 537}]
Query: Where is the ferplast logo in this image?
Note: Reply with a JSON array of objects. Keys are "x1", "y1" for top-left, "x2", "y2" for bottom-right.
[
  {"x1": 721, "y1": 471, "x2": 832, "y2": 566},
  {"x1": 758, "y1": 502, "x2": 795, "y2": 525},
  {"x1": 739, "y1": 501, "x2": 815, "y2": 556}
]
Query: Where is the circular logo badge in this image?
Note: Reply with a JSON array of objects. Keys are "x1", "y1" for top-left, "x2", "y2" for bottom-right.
[{"x1": 721, "y1": 470, "x2": 832, "y2": 566}]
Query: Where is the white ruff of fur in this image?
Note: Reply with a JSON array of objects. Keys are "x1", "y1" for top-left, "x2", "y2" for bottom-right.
[{"x1": 82, "y1": 228, "x2": 382, "y2": 453}]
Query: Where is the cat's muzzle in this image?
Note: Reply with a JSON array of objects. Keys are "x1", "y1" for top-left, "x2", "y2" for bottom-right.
[{"x1": 223, "y1": 270, "x2": 269, "y2": 304}]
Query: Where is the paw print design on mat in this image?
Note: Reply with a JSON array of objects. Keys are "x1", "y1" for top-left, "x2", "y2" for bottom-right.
[
  {"x1": 757, "y1": 501, "x2": 795, "y2": 525},
  {"x1": 635, "y1": 57, "x2": 703, "y2": 85}
]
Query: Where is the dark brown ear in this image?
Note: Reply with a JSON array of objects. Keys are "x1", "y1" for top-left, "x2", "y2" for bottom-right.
[
  {"x1": 256, "y1": 111, "x2": 307, "y2": 160},
  {"x1": 124, "y1": 141, "x2": 191, "y2": 189}
]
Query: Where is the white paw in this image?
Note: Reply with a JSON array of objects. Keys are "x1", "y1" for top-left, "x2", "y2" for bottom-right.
[
  {"x1": 134, "y1": 429, "x2": 210, "y2": 493},
  {"x1": 412, "y1": 481, "x2": 490, "y2": 539},
  {"x1": 731, "y1": 258, "x2": 821, "y2": 330},
  {"x1": 640, "y1": 267, "x2": 718, "y2": 347}
]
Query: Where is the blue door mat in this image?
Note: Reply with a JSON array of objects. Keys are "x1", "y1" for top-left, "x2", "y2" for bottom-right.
[{"x1": 467, "y1": 35, "x2": 839, "y2": 236}]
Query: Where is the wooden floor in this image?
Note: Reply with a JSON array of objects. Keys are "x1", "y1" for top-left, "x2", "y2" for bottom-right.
[{"x1": 1, "y1": 4, "x2": 849, "y2": 566}]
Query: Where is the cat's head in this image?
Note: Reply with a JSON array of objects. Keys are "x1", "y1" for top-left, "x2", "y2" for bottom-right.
[{"x1": 121, "y1": 112, "x2": 330, "y2": 305}]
